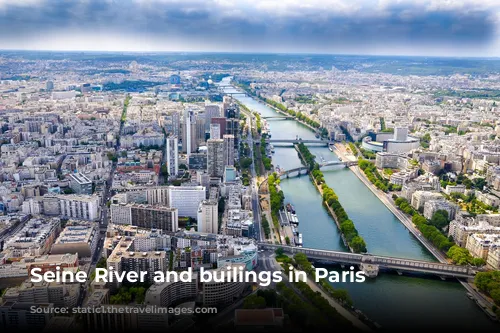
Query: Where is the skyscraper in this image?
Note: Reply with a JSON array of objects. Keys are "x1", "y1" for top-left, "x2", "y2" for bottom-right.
[
  {"x1": 182, "y1": 109, "x2": 197, "y2": 155},
  {"x1": 223, "y1": 134, "x2": 235, "y2": 167},
  {"x1": 207, "y1": 139, "x2": 225, "y2": 178},
  {"x1": 166, "y1": 136, "x2": 178, "y2": 177},
  {"x1": 197, "y1": 200, "x2": 218, "y2": 234}
]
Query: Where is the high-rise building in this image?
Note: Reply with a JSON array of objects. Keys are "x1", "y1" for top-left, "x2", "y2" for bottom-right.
[
  {"x1": 182, "y1": 109, "x2": 197, "y2": 155},
  {"x1": 166, "y1": 136, "x2": 178, "y2": 177},
  {"x1": 164, "y1": 112, "x2": 180, "y2": 137},
  {"x1": 196, "y1": 116, "x2": 206, "y2": 145},
  {"x1": 205, "y1": 104, "x2": 221, "y2": 130},
  {"x1": 46, "y1": 81, "x2": 54, "y2": 91},
  {"x1": 223, "y1": 134, "x2": 235, "y2": 166},
  {"x1": 210, "y1": 123, "x2": 221, "y2": 140},
  {"x1": 207, "y1": 139, "x2": 225, "y2": 178},
  {"x1": 211, "y1": 117, "x2": 226, "y2": 138},
  {"x1": 197, "y1": 200, "x2": 218, "y2": 234},
  {"x1": 131, "y1": 205, "x2": 179, "y2": 232}
]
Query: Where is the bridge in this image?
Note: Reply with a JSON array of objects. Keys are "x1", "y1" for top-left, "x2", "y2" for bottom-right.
[
  {"x1": 268, "y1": 139, "x2": 329, "y2": 146},
  {"x1": 262, "y1": 116, "x2": 295, "y2": 120},
  {"x1": 259, "y1": 244, "x2": 475, "y2": 279},
  {"x1": 278, "y1": 162, "x2": 358, "y2": 178}
]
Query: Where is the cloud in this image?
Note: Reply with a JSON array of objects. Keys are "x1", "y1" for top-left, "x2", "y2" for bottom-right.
[{"x1": 0, "y1": 0, "x2": 498, "y2": 56}]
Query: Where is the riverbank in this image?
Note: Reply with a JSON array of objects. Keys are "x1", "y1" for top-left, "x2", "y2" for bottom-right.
[{"x1": 334, "y1": 143, "x2": 499, "y2": 319}]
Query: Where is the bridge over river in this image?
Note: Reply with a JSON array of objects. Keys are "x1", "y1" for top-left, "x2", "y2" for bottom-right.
[{"x1": 259, "y1": 244, "x2": 475, "y2": 279}]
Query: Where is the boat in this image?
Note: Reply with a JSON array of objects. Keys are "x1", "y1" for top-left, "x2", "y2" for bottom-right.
[
  {"x1": 338, "y1": 157, "x2": 342, "y2": 161},
  {"x1": 315, "y1": 133, "x2": 320, "y2": 138},
  {"x1": 286, "y1": 203, "x2": 296, "y2": 214},
  {"x1": 297, "y1": 233, "x2": 303, "y2": 246},
  {"x1": 329, "y1": 146, "x2": 333, "y2": 152},
  {"x1": 466, "y1": 292, "x2": 473, "y2": 300}
]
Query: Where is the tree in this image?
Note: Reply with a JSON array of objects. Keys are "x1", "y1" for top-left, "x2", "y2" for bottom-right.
[
  {"x1": 275, "y1": 247, "x2": 284, "y2": 257},
  {"x1": 160, "y1": 164, "x2": 169, "y2": 177},
  {"x1": 179, "y1": 163, "x2": 188, "y2": 170},
  {"x1": 243, "y1": 294, "x2": 266, "y2": 309},
  {"x1": 430, "y1": 210, "x2": 449, "y2": 229}
]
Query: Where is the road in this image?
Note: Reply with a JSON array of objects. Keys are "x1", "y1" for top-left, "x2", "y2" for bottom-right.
[
  {"x1": 78, "y1": 96, "x2": 127, "y2": 306},
  {"x1": 241, "y1": 106, "x2": 263, "y2": 242}
]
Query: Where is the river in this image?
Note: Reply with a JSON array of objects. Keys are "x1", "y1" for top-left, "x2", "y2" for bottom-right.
[{"x1": 220, "y1": 77, "x2": 497, "y2": 331}]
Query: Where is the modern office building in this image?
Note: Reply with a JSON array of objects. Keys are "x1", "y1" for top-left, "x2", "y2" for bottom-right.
[
  {"x1": 201, "y1": 263, "x2": 247, "y2": 306},
  {"x1": 362, "y1": 127, "x2": 420, "y2": 153},
  {"x1": 197, "y1": 200, "x2": 218, "y2": 234},
  {"x1": 210, "y1": 117, "x2": 226, "y2": 138},
  {"x1": 182, "y1": 109, "x2": 197, "y2": 156},
  {"x1": 166, "y1": 136, "x2": 179, "y2": 177},
  {"x1": 111, "y1": 203, "x2": 178, "y2": 232},
  {"x1": 207, "y1": 139, "x2": 225, "y2": 178},
  {"x1": 224, "y1": 166, "x2": 237, "y2": 183},
  {"x1": 69, "y1": 173, "x2": 93, "y2": 195},
  {"x1": 168, "y1": 186, "x2": 206, "y2": 218}
]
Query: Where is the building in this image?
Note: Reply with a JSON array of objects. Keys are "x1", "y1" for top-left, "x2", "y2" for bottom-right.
[
  {"x1": 201, "y1": 263, "x2": 246, "y2": 306},
  {"x1": 0, "y1": 302, "x2": 54, "y2": 331},
  {"x1": 234, "y1": 308, "x2": 285, "y2": 330},
  {"x1": 58, "y1": 195, "x2": 100, "y2": 221},
  {"x1": 2, "y1": 280, "x2": 80, "y2": 309},
  {"x1": 144, "y1": 274, "x2": 198, "y2": 307},
  {"x1": 131, "y1": 205, "x2": 178, "y2": 232},
  {"x1": 211, "y1": 117, "x2": 226, "y2": 138},
  {"x1": 50, "y1": 220, "x2": 99, "y2": 258},
  {"x1": 4, "y1": 217, "x2": 61, "y2": 257},
  {"x1": 210, "y1": 123, "x2": 221, "y2": 140},
  {"x1": 411, "y1": 191, "x2": 444, "y2": 210},
  {"x1": 197, "y1": 200, "x2": 218, "y2": 234},
  {"x1": 182, "y1": 109, "x2": 197, "y2": 156},
  {"x1": 362, "y1": 127, "x2": 420, "y2": 153},
  {"x1": 189, "y1": 153, "x2": 207, "y2": 170},
  {"x1": 168, "y1": 186, "x2": 206, "y2": 218},
  {"x1": 466, "y1": 234, "x2": 500, "y2": 260},
  {"x1": 375, "y1": 152, "x2": 410, "y2": 169},
  {"x1": 68, "y1": 173, "x2": 92, "y2": 195},
  {"x1": 110, "y1": 204, "x2": 178, "y2": 232},
  {"x1": 166, "y1": 136, "x2": 179, "y2": 177},
  {"x1": 444, "y1": 185, "x2": 466, "y2": 195},
  {"x1": 223, "y1": 134, "x2": 235, "y2": 167},
  {"x1": 205, "y1": 104, "x2": 221, "y2": 130},
  {"x1": 0, "y1": 253, "x2": 79, "y2": 279},
  {"x1": 207, "y1": 139, "x2": 225, "y2": 178},
  {"x1": 423, "y1": 200, "x2": 458, "y2": 220},
  {"x1": 224, "y1": 166, "x2": 237, "y2": 183}
]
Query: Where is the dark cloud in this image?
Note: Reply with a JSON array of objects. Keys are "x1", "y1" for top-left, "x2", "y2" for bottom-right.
[{"x1": 0, "y1": 0, "x2": 497, "y2": 55}]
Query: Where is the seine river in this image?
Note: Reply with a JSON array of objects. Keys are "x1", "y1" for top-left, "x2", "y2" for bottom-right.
[{"x1": 221, "y1": 77, "x2": 497, "y2": 330}]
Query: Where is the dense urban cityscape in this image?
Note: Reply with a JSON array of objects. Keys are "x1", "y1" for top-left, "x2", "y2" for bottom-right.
[{"x1": 0, "y1": 51, "x2": 499, "y2": 331}]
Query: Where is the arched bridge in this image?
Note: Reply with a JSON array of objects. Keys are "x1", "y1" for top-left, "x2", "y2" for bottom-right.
[
  {"x1": 278, "y1": 161, "x2": 358, "y2": 178},
  {"x1": 259, "y1": 244, "x2": 475, "y2": 279}
]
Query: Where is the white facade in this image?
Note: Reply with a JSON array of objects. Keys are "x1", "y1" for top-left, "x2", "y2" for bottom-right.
[
  {"x1": 168, "y1": 186, "x2": 206, "y2": 218},
  {"x1": 197, "y1": 200, "x2": 218, "y2": 234},
  {"x1": 166, "y1": 136, "x2": 179, "y2": 177}
]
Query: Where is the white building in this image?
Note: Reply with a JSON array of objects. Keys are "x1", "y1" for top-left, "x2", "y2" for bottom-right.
[
  {"x1": 207, "y1": 139, "x2": 225, "y2": 178},
  {"x1": 168, "y1": 186, "x2": 206, "y2": 218},
  {"x1": 197, "y1": 200, "x2": 218, "y2": 234},
  {"x1": 58, "y1": 194, "x2": 100, "y2": 221},
  {"x1": 166, "y1": 136, "x2": 179, "y2": 177}
]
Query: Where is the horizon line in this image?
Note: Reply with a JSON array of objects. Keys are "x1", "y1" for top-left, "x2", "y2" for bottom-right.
[{"x1": 0, "y1": 48, "x2": 499, "y2": 60}]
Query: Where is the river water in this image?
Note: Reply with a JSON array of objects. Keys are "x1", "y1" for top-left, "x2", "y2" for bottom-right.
[{"x1": 221, "y1": 78, "x2": 497, "y2": 330}]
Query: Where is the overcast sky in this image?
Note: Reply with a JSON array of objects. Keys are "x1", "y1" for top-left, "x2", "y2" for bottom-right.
[{"x1": 1, "y1": 0, "x2": 499, "y2": 56}]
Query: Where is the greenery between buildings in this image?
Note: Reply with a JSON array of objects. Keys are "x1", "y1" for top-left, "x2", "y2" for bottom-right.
[
  {"x1": 393, "y1": 197, "x2": 485, "y2": 266},
  {"x1": 358, "y1": 159, "x2": 402, "y2": 192}
]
